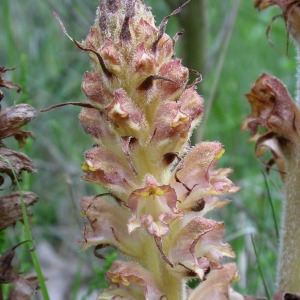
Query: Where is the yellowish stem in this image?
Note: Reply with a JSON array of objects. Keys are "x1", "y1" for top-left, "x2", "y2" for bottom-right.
[
  {"x1": 161, "y1": 266, "x2": 185, "y2": 300},
  {"x1": 142, "y1": 235, "x2": 185, "y2": 300}
]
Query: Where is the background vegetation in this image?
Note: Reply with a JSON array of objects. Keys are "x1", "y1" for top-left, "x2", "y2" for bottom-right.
[{"x1": 0, "y1": 0, "x2": 296, "y2": 298}]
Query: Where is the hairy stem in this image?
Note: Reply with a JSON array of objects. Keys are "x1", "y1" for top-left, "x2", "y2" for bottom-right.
[
  {"x1": 297, "y1": 50, "x2": 300, "y2": 108},
  {"x1": 161, "y1": 267, "x2": 184, "y2": 300},
  {"x1": 143, "y1": 235, "x2": 184, "y2": 299},
  {"x1": 277, "y1": 146, "x2": 300, "y2": 293}
]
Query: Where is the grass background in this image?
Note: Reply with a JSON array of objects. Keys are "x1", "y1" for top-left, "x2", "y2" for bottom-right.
[{"x1": 0, "y1": 0, "x2": 296, "y2": 298}]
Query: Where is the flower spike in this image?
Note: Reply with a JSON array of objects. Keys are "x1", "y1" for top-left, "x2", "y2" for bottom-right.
[{"x1": 58, "y1": 0, "x2": 240, "y2": 298}]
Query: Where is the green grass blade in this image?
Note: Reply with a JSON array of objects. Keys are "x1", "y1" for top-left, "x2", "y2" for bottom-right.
[
  {"x1": 263, "y1": 172, "x2": 279, "y2": 240},
  {"x1": 251, "y1": 234, "x2": 270, "y2": 299}
]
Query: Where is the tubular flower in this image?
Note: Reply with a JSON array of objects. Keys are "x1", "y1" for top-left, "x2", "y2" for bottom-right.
[
  {"x1": 98, "y1": 261, "x2": 164, "y2": 300},
  {"x1": 188, "y1": 263, "x2": 239, "y2": 300},
  {"x1": 127, "y1": 175, "x2": 183, "y2": 237},
  {"x1": 62, "y1": 0, "x2": 240, "y2": 298},
  {"x1": 168, "y1": 217, "x2": 235, "y2": 280},
  {"x1": 241, "y1": 73, "x2": 300, "y2": 177}
]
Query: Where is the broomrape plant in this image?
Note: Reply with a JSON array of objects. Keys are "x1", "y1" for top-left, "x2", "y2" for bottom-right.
[
  {"x1": 5, "y1": 0, "x2": 300, "y2": 298},
  {"x1": 49, "y1": 0, "x2": 246, "y2": 299},
  {"x1": 50, "y1": 0, "x2": 300, "y2": 298},
  {"x1": 0, "y1": 67, "x2": 47, "y2": 299},
  {"x1": 242, "y1": 0, "x2": 300, "y2": 297}
]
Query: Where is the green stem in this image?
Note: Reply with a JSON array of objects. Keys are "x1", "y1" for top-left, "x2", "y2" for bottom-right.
[
  {"x1": 177, "y1": 0, "x2": 207, "y2": 76},
  {"x1": 277, "y1": 147, "x2": 300, "y2": 293},
  {"x1": 3, "y1": 0, "x2": 16, "y2": 66},
  {"x1": 196, "y1": 0, "x2": 240, "y2": 142},
  {"x1": 0, "y1": 284, "x2": 3, "y2": 300},
  {"x1": 0, "y1": 156, "x2": 50, "y2": 300}
]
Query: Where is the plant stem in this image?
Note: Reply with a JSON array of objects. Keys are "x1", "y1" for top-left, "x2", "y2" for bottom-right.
[
  {"x1": 165, "y1": 0, "x2": 207, "y2": 87},
  {"x1": 144, "y1": 236, "x2": 184, "y2": 300},
  {"x1": 277, "y1": 29, "x2": 300, "y2": 292},
  {"x1": 0, "y1": 284, "x2": 3, "y2": 300},
  {"x1": 277, "y1": 146, "x2": 300, "y2": 293},
  {"x1": 162, "y1": 267, "x2": 184, "y2": 300},
  {"x1": 177, "y1": 0, "x2": 207, "y2": 75},
  {"x1": 3, "y1": 0, "x2": 16, "y2": 67},
  {"x1": 296, "y1": 49, "x2": 300, "y2": 109}
]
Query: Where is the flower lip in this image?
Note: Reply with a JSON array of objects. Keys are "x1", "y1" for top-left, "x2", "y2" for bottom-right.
[
  {"x1": 170, "y1": 142, "x2": 239, "y2": 213},
  {"x1": 80, "y1": 195, "x2": 143, "y2": 258},
  {"x1": 168, "y1": 217, "x2": 235, "y2": 280},
  {"x1": 242, "y1": 73, "x2": 300, "y2": 177},
  {"x1": 127, "y1": 175, "x2": 182, "y2": 237},
  {"x1": 98, "y1": 261, "x2": 164, "y2": 299}
]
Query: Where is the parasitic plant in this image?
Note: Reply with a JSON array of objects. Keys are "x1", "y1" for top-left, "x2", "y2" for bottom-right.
[
  {"x1": 52, "y1": 1, "x2": 243, "y2": 298},
  {"x1": 242, "y1": 0, "x2": 300, "y2": 295},
  {"x1": 0, "y1": 66, "x2": 46, "y2": 299}
]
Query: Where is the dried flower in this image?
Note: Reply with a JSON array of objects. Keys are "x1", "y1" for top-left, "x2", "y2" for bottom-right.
[
  {"x1": 0, "y1": 66, "x2": 37, "y2": 229},
  {"x1": 0, "y1": 66, "x2": 38, "y2": 298}
]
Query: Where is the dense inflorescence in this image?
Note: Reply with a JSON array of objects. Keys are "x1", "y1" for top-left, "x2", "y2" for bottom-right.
[{"x1": 69, "y1": 1, "x2": 240, "y2": 298}]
